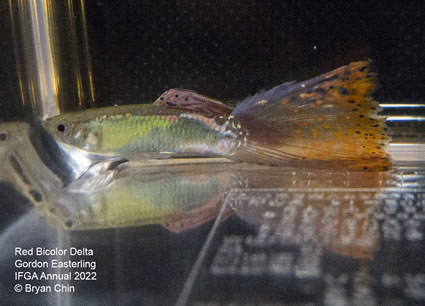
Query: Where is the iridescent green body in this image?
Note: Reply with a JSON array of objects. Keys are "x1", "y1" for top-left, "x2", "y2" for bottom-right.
[{"x1": 42, "y1": 105, "x2": 244, "y2": 158}]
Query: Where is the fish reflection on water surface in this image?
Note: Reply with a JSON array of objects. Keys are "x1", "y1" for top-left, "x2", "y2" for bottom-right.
[
  {"x1": 33, "y1": 156, "x2": 395, "y2": 237},
  {"x1": 42, "y1": 162, "x2": 396, "y2": 261},
  {"x1": 55, "y1": 163, "x2": 236, "y2": 232},
  {"x1": 43, "y1": 61, "x2": 391, "y2": 171}
]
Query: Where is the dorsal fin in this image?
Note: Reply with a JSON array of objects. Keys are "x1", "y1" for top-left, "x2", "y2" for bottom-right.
[{"x1": 153, "y1": 89, "x2": 233, "y2": 117}]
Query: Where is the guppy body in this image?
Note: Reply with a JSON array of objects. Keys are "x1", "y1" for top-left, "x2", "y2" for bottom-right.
[
  {"x1": 43, "y1": 105, "x2": 244, "y2": 159},
  {"x1": 43, "y1": 61, "x2": 391, "y2": 170}
]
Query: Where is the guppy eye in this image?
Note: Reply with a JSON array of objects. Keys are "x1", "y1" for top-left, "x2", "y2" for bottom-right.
[{"x1": 57, "y1": 123, "x2": 66, "y2": 133}]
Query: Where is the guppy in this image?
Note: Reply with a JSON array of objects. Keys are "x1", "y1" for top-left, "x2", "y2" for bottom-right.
[{"x1": 43, "y1": 61, "x2": 391, "y2": 170}]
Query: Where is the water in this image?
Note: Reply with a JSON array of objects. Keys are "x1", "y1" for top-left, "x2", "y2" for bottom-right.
[{"x1": 1, "y1": 1, "x2": 425, "y2": 305}]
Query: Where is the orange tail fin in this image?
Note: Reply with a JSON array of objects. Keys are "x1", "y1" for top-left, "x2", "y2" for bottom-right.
[{"x1": 232, "y1": 60, "x2": 391, "y2": 170}]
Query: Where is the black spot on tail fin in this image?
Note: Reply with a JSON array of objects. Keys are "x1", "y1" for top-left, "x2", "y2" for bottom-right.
[{"x1": 231, "y1": 60, "x2": 391, "y2": 170}]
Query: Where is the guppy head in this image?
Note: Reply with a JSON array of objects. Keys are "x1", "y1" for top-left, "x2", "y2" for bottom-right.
[{"x1": 42, "y1": 114, "x2": 101, "y2": 152}]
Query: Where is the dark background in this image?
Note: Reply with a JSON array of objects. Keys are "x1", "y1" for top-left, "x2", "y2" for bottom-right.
[
  {"x1": 84, "y1": 0, "x2": 425, "y2": 105},
  {"x1": 1, "y1": 0, "x2": 425, "y2": 115}
]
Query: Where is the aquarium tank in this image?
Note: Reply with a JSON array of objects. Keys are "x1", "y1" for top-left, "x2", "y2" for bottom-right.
[{"x1": 0, "y1": 1, "x2": 424, "y2": 305}]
